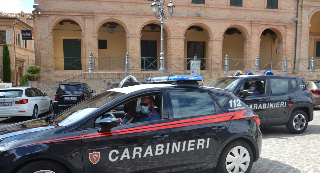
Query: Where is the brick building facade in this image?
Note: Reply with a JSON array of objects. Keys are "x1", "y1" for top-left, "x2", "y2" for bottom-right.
[
  {"x1": 32, "y1": 0, "x2": 319, "y2": 82},
  {"x1": 0, "y1": 12, "x2": 35, "y2": 85}
]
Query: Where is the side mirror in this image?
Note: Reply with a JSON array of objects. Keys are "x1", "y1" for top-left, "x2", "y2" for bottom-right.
[
  {"x1": 44, "y1": 93, "x2": 48, "y2": 96},
  {"x1": 242, "y1": 90, "x2": 253, "y2": 99},
  {"x1": 98, "y1": 117, "x2": 119, "y2": 132},
  {"x1": 91, "y1": 90, "x2": 96, "y2": 93}
]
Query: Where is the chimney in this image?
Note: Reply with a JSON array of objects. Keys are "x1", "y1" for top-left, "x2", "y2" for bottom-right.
[{"x1": 20, "y1": 11, "x2": 27, "y2": 23}]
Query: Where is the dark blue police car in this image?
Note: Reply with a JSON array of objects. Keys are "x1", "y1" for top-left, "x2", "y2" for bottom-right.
[
  {"x1": 0, "y1": 75, "x2": 261, "y2": 173},
  {"x1": 211, "y1": 70, "x2": 313, "y2": 134}
]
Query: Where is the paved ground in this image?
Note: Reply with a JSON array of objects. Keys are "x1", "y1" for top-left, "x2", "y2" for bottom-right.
[{"x1": 251, "y1": 107, "x2": 320, "y2": 173}]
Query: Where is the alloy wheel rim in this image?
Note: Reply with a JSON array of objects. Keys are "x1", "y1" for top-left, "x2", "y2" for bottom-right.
[
  {"x1": 225, "y1": 146, "x2": 250, "y2": 173},
  {"x1": 34, "y1": 107, "x2": 38, "y2": 118},
  {"x1": 293, "y1": 113, "x2": 306, "y2": 131},
  {"x1": 34, "y1": 171, "x2": 54, "y2": 173}
]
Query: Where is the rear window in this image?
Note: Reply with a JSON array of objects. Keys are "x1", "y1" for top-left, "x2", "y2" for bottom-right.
[
  {"x1": 0, "y1": 90, "x2": 23, "y2": 98},
  {"x1": 210, "y1": 78, "x2": 240, "y2": 91},
  {"x1": 314, "y1": 82, "x2": 320, "y2": 88},
  {"x1": 57, "y1": 84, "x2": 85, "y2": 94}
]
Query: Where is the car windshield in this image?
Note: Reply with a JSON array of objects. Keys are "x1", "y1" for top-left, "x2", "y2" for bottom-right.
[
  {"x1": 0, "y1": 90, "x2": 23, "y2": 98},
  {"x1": 210, "y1": 78, "x2": 240, "y2": 91},
  {"x1": 57, "y1": 84, "x2": 85, "y2": 95},
  {"x1": 53, "y1": 91, "x2": 124, "y2": 126}
]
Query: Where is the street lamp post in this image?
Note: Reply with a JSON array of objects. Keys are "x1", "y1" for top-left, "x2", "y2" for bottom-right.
[{"x1": 151, "y1": 0, "x2": 175, "y2": 73}]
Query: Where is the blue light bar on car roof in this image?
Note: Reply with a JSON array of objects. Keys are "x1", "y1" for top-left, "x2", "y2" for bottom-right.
[
  {"x1": 263, "y1": 70, "x2": 274, "y2": 75},
  {"x1": 245, "y1": 71, "x2": 254, "y2": 75},
  {"x1": 168, "y1": 75, "x2": 203, "y2": 81}
]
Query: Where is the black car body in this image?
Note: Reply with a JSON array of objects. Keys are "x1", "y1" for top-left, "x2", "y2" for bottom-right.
[
  {"x1": 211, "y1": 71, "x2": 313, "y2": 134},
  {"x1": 0, "y1": 76, "x2": 261, "y2": 173},
  {"x1": 54, "y1": 82, "x2": 96, "y2": 113}
]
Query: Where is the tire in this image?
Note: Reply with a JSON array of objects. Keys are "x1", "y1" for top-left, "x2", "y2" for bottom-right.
[
  {"x1": 32, "y1": 106, "x2": 39, "y2": 119},
  {"x1": 286, "y1": 110, "x2": 308, "y2": 134},
  {"x1": 216, "y1": 140, "x2": 253, "y2": 173},
  {"x1": 48, "y1": 102, "x2": 54, "y2": 114},
  {"x1": 15, "y1": 160, "x2": 68, "y2": 173}
]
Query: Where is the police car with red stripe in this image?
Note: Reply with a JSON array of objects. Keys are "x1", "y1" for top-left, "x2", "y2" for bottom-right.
[{"x1": 0, "y1": 75, "x2": 261, "y2": 173}]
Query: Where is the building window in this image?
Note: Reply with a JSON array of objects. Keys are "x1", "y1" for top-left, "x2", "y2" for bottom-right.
[
  {"x1": 98, "y1": 40, "x2": 107, "y2": 49},
  {"x1": 24, "y1": 40, "x2": 28, "y2": 49},
  {"x1": 17, "y1": 34, "x2": 21, "y2": 46},
  {"x1": 0, "y1": 31, "x2": 6, "y2": 44},
  {"x1": 267, "y1": 0, "x2": 278, "y2": 9},
  {"x1": 230, "y1": 0, "x2": 242, "y2": 7},
  {"x1": 316, "y1": 41, "x2": 320, "y2": 57},
  {"x1": 192, "y1": 0, "x2": 205, "y2": 4}
]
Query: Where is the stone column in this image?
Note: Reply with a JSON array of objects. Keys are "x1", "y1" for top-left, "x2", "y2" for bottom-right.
[
  {"x1": 83, "y1": 15, "x2": 95, "y2": 71},
  {"x1": 208, "y1": 38, "x2": 223, "y2": 70},
  {"x1": 248, "y1": 23, "x2": 261, "y2": 72},
  {"x1": 126, "y1": 34, "x2": 141, "y2": 71},
  {"x1": 166, "y1": 36, "x2": 184, "y2": 72},
  {"x1": 40, "y1": 15, "x2": 54, "y2": 81}
]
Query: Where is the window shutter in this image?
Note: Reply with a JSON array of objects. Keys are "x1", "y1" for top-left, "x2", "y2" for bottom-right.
[
  {"x1": 267, "y1": 0, "x2": 272, "y2": 8},
  {"x1": 316, "y1": 42, "x2": 320, "y2": 57},
  {"x1": 237, "y1": 0, "x2": 242, "y2": 7},
  {"x1": 272, "y1": 0, "x2": 278, "y2": 9},
  {"x1": 230, "y1": 0, "x2": 236, "y2": 6},
  {"x1": 6, "y1": 30, "x2": 11, "y2": 44}
]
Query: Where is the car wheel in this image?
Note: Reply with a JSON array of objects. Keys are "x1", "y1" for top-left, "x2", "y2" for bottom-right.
[
  {"x1": 15, "y1": 160, "x2": 68, "y2": 173},
  {"x1": 32, "y1": 106, "x2": 39, "y2": 119},
  {"x1": 48, "y1": 102, "x2": 54, "y2": 113},
  {"x1": 216, "y1": 140, "x2": 253, "y2": 173},
  {"x1": 286, "y1": 110, "x2": 308, "y2": 134}
]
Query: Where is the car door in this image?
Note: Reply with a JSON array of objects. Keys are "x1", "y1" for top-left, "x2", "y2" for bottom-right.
[
  {"x1": 165, "y1": 90, "x2": 230, "y2": 172},
  {"x1": 268, "y1": 78, "x2": 294, "y2": 124},
  {"x1": 235, "y1": 79, "x2": 269, "y2": 125},
  {"x1": 82, "y1": 92, "x2": 172, "y2": 173}
]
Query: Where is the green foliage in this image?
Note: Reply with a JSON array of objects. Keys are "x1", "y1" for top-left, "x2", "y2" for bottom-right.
[
  {"x1": 0, "y1": 79, "x2": 3, "y2": 83},
  {"x1": 3, "y1": 44, "x2": 11, "y2": 83},
  {"x1": 27, "y1": 65, "x2": 41, "y2": 74},
  {"x1": 19, "y1": 65, "x2": 42, "y2": 86}
]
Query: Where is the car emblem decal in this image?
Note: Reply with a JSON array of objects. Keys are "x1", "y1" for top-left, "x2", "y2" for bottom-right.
[
  {"x1": 288, "y1": 104, "x2": 293, "y2": 107},
  {"x1": 89, "y1": 152, "x2": 100, "y2": 164}
]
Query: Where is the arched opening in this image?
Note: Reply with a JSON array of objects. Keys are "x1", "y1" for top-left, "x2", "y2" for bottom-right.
[
  {"x1": 97, "y1": 22, "x2": 127, "y2": 70},
  {"x1": 184, "y1": 25, "x2": 208, "y2": 70},
  {"x1": 52, "y1": 20, "x2": 83, "y2": 70},
  {"x1": 309, "y1": 10, "x2": 320, "y2": 68},
  {"x1": 259, "y1": 29, "x2": 281, "y2": 70},
  {"x1": 222, "y1": 28, "x2": 244, "y2": 70},
  {"x1": 140, "y1": 23, "x2": 168, "y2": 71}
]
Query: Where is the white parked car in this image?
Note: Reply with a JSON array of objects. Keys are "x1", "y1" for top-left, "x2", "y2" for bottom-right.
[{"x1": 0, "y1": 87, "x2": 53, "y2": 118}]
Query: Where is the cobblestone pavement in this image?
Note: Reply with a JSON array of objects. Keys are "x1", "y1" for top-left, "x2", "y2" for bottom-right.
[{"x1": 251, "y1": 108, "x2": 320, "y2": 173}]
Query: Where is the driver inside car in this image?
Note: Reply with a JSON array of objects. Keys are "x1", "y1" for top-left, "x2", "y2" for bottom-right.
[{"x1": 121, "y1": 100, "x2": 140, "y2": 124}]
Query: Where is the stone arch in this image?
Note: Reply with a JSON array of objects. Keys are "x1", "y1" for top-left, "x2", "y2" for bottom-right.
[
  {"x1": 183, "y1": 22, "x2": 212, "y2": 38},
  {"x1": 258, "y1": 26, "x2": 284, "y2": 41},
  {"x1": 222, "y1": 24, "x2": 250, "y2": 40},
  {"x1": 139, "y1": 20, "x2": 171, "y2": 37},
  {"x1": 95, "y1": 18, "x2": 129, "y2": 35},
  {"x1": 309, "y1": 7, "x2": 320, "y2": 23},
  {"x1": 48, "y1": 16, "x2": 84, "y2": 36}
]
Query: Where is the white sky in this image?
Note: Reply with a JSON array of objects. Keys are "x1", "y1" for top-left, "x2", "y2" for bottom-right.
[{"x1": 0, "y1": 0, "x2": 34, "y2": 13}]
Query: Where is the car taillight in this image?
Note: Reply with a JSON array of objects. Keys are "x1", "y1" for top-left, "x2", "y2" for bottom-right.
[
  {"x1": 15, "y1": 99, "x2": 28, "y2": 104},
  {"x1": 55, "y1": 94, "x2": 58, "y2": 101},
  {"x1": 311, "y1": 90, "x2": 320, "y2": 95},
  {"x1": 253, "y1": 117, "x2": 260, "y2": 125},
  {"x1": 84, "y1": 94, "x2": 88, "y2": 100}
]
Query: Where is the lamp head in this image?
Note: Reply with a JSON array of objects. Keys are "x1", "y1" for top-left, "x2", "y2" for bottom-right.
[
  {"x1": 151, "y1": 0, "x2": 160, "y2": 14},
  {"x1": 167, "y1": 1, "x2": 175, "y2": 14}
]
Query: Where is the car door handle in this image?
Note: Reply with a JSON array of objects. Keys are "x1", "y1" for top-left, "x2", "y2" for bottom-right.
[
  {"x1": 259, "y1": 98, "x2": 269, "y2": 102},
  {"x1": 153, "y1": 134, "x2": 169, "y2": 140},
  {"x1": 287, "y1": 96, "x2": 294, "y2": 100}
]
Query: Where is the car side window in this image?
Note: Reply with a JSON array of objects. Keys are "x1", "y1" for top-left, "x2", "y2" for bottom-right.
[
  {"x1": 270, "y1": 79, "x2": 289, "y2": 94},
  {"x1": 236, "y1": 80, "x2": 266, "y2": 96},
  {"x1": 26, "y1": 88, "x2": 37, "y2": 97},
  {"x1": 34, "y1": 88, "x2": 43, "y2": 96},
  {"x1": 213, "y1": 94, "x2": 228, "y2": 107},
  {"x1": 291, "y1": 79, "x2": 298, "y2": 89},
  {"x1": 169, "y1": 92, "x2": 215, "y2": 118}
]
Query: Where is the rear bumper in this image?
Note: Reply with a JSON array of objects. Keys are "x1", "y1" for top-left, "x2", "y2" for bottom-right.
[
  {"x1": 0, "y1": 105, "x2": 33, "y2": 117},
  {"x1": 311, "y1": 96, "x2": 320, "y2": 106},
  {"x1": 53, "y1": 102, "x2": 75, "y2": 113}
]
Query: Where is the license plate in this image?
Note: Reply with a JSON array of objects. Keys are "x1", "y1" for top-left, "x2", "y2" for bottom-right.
[
  {"x1": 64, "y1": 97, "x2": 77, "y2": 100},
  {"x1": 0, "y1": 102, "x2": 12, "y2": 106}
]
